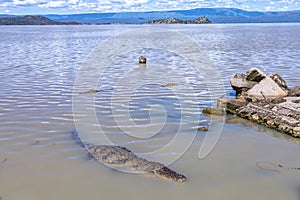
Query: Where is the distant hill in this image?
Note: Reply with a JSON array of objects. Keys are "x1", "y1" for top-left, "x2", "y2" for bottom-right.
[
  {"x1": 144, "y1": 16, "x2": 211, "y2": 24},
  {"x1": 0, "y1": 15, "x2": 79, "y2": 25},
  {"x1": 42, "y1": 8, "x2": 300, "y2": 24},
  {"x1": 0, "y1": 14, "x2": 15, "y2": 18},
  {"x1": 1, "y1": 8, "x2": 300, "y2": 24}
]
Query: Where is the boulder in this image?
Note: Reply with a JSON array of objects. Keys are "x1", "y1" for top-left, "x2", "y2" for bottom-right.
[
  {"x1": 288, "y1": 86, "x2": 300, "y2": 97},
  {"x1": 246, "y1": 68, "x2": 266, "y2": 82},
  {"x1": 218, "y1": 97, "x2": 248, "y2": 114},
  {"x1": 161, "y1": 83, "x2": 177, "y2": 87},
  {"x1": 230, "y1": 73, "x2": 256, "y2": 96},
  {"x1": 247, "y1": 76, "x2": 288, "y2": 99},
  {"x1": 269, "y1": 72, "x2": 289, "y2": 92}
]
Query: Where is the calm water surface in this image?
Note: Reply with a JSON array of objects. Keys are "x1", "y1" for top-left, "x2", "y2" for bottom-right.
[{"x1": 0, "y1": 24, "x2": 300, "y2": 200}]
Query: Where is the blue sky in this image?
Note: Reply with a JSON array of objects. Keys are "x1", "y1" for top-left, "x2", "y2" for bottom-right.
[{"x1": 0, "y1": 0, "x2": 299, "y2": 14}]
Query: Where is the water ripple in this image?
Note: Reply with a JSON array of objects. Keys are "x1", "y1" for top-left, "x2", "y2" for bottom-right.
[{"x1": 0, "y1": 24, "x2": 299, "y2": 200}]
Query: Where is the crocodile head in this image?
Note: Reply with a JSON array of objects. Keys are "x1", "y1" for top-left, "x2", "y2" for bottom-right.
[{"x1": 152, "y1": 166, "x2": 187, "y2": 183}]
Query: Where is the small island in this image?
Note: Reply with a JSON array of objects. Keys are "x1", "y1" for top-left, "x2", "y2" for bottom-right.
[
  {"x1": 143, "y1": 16, "x2": 211, "y2": 24},
  {"x1": 0, "y1": 15, "x2": 79, "y2": 25}
]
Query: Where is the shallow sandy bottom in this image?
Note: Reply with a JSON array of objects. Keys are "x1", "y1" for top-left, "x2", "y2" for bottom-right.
[
  {"x1": 0, "y1": 24, "x2": 300, "y2": 200},
  {"x1": 1, "y1": 122, "x2": 300, "y2": 200}
]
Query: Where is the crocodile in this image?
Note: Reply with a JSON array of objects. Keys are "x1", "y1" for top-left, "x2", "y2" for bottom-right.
[{"x1": 85, "y1": 144, "x2": 187, "y2": 183}]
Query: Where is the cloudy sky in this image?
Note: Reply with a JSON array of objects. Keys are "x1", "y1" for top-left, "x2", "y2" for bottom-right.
[{"x1": 0, "y1": 0, "x2": 299, "y2": 14}]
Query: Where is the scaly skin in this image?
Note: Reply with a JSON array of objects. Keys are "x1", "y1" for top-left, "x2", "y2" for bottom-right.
[{"x1": 85, "y1": 144, "x2": 186, "y2": 183}]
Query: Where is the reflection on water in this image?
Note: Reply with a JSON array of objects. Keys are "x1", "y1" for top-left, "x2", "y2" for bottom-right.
[
  {"x1": 0, "y1": 24, "x2": 300, "y2": 200},
  {"x1": 225, "y1": 115, "x2": 300, "y2": 146}
]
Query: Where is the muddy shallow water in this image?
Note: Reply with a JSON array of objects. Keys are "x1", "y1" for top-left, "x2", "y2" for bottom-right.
[{"x1": 0, "y1": 24, "x2": 300, "y2": 200}]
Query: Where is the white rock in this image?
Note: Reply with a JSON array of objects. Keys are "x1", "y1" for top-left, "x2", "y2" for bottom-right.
[
  {"x1": 294, "y1": 127, "x2": 300, "y2": 132},
  {"x1": 293, "y1": 127, "x2": 300, "y2": 137},
  {"x1": 247, "y1": 76, "x2": 288, "y2": 99}
]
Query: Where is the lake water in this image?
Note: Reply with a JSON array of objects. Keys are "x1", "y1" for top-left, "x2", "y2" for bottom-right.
[{"x1": 0, "y1": 24, "x2": 300, "y2": 200}]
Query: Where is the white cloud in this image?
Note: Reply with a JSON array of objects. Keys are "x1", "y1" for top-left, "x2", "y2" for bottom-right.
[
  {"x1": 123, "y1": 0, "x2": 149, "y2": 6},
  {"x1": 12, "y1": 0, "x2": 34, "y2": 5},
  {"x1": 12, "y1": 0, "x2": 47, "y2": 6},
  {"x1": 38, "y1": 1, "x2": 67, "y2": 8},
  {"x1": 0, "y1": 2, "x2": 10, "y2": 7},
  {"x1": 68, "y1": 0, "x2": 79, "y2": 5},
  {"x1": 69, "y1": 0, "x2": 113, "y2": 11}
]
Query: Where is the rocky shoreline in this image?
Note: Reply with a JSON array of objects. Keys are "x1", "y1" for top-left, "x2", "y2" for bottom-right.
[
  {"x1": 143, "y1": 16, "x2": 211, "y2": 24},
  {"x1": 204, "y1": 68, "x2": 300, "y2": 138},
  {"x1": 0, "y1": 15, "x2": 212, "y2": 25},
  {"x1": 0, "y1": 15, "x2": 79, "y2": 25}
]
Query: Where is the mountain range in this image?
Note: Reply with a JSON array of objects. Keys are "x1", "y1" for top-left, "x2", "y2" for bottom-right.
[
  {"x1": 44, "y1": 8, "x2": 300, "y2": 24},
  {"x1": 1, "y1": 8, "x2": 300, "y2": 24}
]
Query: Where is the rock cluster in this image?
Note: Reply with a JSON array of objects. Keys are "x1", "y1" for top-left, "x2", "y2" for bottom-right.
[
  {"x1": 230, "y1": 68, "x2": 289, "y2": 100},
  {"x1": 205, "y1": 68, "x2": 300, "y2": 138},
  {"x1": 143, "y1": 16, "x2": 211, "y2": 24},
  {"x1": 235, "y1": 98, "x2": 300, "y2": 137}
]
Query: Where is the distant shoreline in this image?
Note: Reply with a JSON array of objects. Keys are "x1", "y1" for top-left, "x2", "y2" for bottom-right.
[
  {"x1": 0, "y1": 15, "x2": 211, "y2": 25},
  {"x1": 0, "y1": 15, "x2": 79, "y2": 25},
  {"x1": 1, "y1": 8, "x2": 300, "y2": 25}
]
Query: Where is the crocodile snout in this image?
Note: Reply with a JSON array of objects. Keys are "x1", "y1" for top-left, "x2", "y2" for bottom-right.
[{"x1": 153, "y1": 166, "x2": 187, "y2": 183}]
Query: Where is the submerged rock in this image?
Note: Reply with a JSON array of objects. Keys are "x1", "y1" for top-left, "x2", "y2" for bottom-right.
[
  {"x1": 139, "y1": 56, "x2": 147, "y2": 64},
  {"x1": 197, "y1": 126, "x2": 209, "y2": 132},
  {"x1": 203, "y1": 107, "x2": 225, "y2": 116},
  {"x1": 161, "y1": 83, "x2": 177, "y2": 87},
  {"x1": 79, "y1": 89, "x2": 101, "y2": 94}
]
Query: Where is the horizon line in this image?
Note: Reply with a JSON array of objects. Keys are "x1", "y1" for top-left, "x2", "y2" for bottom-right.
[{"x1": 1, "y1": 7, "x2": 300, "y2": 16}]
